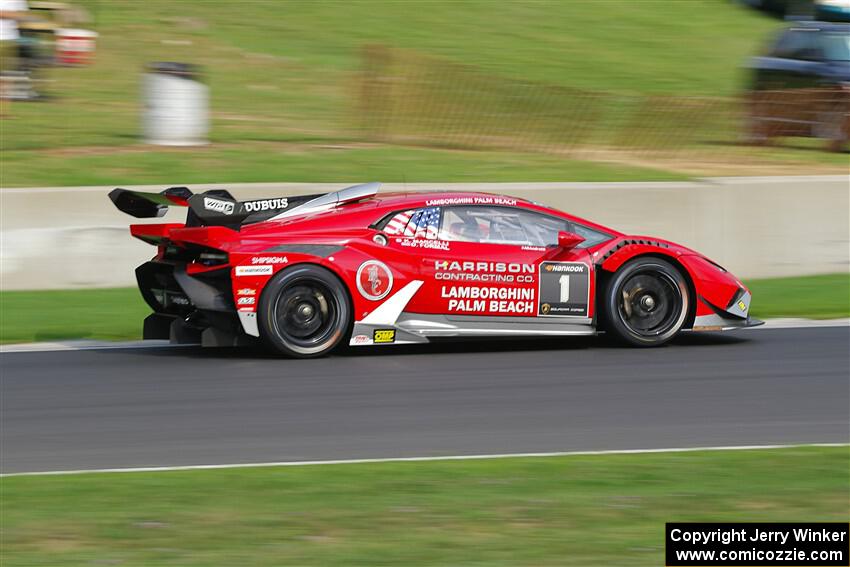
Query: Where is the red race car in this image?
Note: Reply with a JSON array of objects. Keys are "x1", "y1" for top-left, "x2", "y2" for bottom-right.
[{"x1": 110, "y1": 182, "x2": 761, "y2": 357}]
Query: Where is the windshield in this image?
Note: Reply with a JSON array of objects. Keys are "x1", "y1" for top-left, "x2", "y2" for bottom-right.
[{"x1": 823, "y1": 32, "x2": 850, "y2": 61}]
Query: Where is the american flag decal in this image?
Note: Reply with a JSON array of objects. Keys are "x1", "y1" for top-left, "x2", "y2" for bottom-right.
[
  {"x1": 384, "y1": 207, "x2": 440, "y2": 239},
  {"x1": 415, "y1": 207, "x2": 440, "y2": 239},
  {"x1": 384, "y1": 210, "x2": 414, "y2": 235}
]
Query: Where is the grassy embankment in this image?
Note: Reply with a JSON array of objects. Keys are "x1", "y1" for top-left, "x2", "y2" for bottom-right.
[{"x1": 3, "y1": 0, "x2": 846, "y2": 188}]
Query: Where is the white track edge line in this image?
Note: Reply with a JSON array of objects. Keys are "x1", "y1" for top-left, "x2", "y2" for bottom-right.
[
  {"x1": 2, "y1": 443, "x2": 846, "y2": 477},
  {"x1": 0, "y1": 341, "x2": 196, "y2": 354},
  {"x1": 2, "y1": 319, "x2": 848, "y2": 353}
]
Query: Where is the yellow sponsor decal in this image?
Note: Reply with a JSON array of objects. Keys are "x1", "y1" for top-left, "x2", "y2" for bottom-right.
[
  {"x1": 373, "y1": 329, "x2": 396, "y2": 344},
  {"x1": 737, "y1": 300, "x2": 747, "y2": 311}
]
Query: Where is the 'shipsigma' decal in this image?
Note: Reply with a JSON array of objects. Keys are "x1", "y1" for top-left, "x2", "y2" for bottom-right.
[
  {"x1": 251, "y1": 256, "x2": 288, "y2": 265},
  {"x1": 356, "y1": 260, "x2": 393, "y2": 301},
  {"x1": 235, "y1": 265, "x2": 273, "y2": 276},
  {"x1": 538, "y1": 262, "x2": 590, "y2": 317}
]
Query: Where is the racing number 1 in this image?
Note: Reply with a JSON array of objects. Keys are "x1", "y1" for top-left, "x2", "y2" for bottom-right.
[{"x1": 559, "y1": 275, "x2": 570, "y2": 303}]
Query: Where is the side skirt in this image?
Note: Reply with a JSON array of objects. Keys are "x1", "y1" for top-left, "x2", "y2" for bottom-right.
[{"x1": 349, "y1": 313, "x2": 596, "y2": 346}]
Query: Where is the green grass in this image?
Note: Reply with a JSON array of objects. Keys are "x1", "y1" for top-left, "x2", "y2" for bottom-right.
[
  {"x1": 1, "y1": 274, "x2": 846, "y2": 344},
  {"x1": 1, "y1": 446, "x2": 847, "y2": 566},
  {"x1": 0, "y1": 144, "x2": 687, "y2": 188},
  {"x1": 7, "y1": 0, "x2": 842, "y2": 187},
  {"x1": 0, "y1": 288, "x2": 148, "y2": 344},
  {"x1": 8, "y1": 0, "x2": 779, "y2": 148},
  {"x1": 747, "y1": 273, "x2": 850, "y2": 320}
]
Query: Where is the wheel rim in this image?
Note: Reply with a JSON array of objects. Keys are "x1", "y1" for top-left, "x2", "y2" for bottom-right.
[
  {"x1": 616, "y1": 270, "x2": 683, "y2": 337},
  {"x1": 272, "y1": 280, "x2": 341, "y2": 349}
]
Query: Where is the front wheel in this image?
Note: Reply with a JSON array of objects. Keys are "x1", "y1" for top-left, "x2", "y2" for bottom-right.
[
  {"x1": 258, "y1": 264, "x2": 351, "y2": 358},
  {"x1": 601, "y1": 257, "x2": 689, "y2": 347}
]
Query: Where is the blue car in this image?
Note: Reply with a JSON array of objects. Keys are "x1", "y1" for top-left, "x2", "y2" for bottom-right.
[
  {"x1": 816, "y1": 0, "x2": 850, "y2": 22},
  {"x1": 747, "y1": 21, "x2": 850, "y2": 151}
]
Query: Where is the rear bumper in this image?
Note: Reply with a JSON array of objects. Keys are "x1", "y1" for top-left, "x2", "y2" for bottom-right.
[
  {"x1": 136, "y1": 260, "x2": 247, "y2": 345},
  {"x1": 137, "y1": 261, "x2": 233, "y2": 314}
]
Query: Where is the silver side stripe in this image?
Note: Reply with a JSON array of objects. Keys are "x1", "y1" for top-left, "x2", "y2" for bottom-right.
[
  {"x1": 360, "y1": 280, "x2": 424, "y2": 326},
  {"x1": 419, "y1": 328, "x2": 595, "y2": 336}
]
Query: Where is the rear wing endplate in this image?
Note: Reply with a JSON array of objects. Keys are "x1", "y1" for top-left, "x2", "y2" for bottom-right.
[{"x1": 108, "y1": 186, "x2": 197, "y2": 218}]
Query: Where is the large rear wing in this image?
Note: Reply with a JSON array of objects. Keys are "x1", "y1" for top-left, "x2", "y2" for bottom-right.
[{"x1": 109, "y1": 182, "x2": 380, "y2": 228}]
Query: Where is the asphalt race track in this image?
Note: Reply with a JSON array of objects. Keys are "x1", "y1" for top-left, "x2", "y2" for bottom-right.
[{"x1": 1, "y1": 326, "x2": 848, "y2": 474}]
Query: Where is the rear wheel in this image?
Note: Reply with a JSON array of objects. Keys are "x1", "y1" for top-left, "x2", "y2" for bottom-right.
[
  {"x1": 258, "y1": 265, "x2": 351, "y2": 358},
  {"x1": 601, "y1": 257, "x2": 689, "y2": 347}
]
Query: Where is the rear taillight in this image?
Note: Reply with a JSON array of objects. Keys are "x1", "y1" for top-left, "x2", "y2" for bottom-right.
[
  {"x1": 162, "y1": 243, "x2": 229, "y2": 266},
  {"x1": 198, "y1": 251, "x2": 228, "y2": 266}
]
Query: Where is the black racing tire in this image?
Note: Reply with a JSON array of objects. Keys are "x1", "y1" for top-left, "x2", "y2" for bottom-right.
[
  {"x1": 600, "y1": 257, "x2": 690, "y2": 347},
  {"x1": 258, "y1": 264, "x2": 351, "y2": 358}
]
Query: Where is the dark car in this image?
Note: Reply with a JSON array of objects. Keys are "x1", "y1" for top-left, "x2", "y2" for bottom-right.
[
  {"x1": 815, "y1": 0, "x2": 850, "y2": 22},
  {"x1": 740, "y1": 0, "x2": 850, "y2": 22},
  {"x1": 747, "y1": 21, "x2": 850, "y2": 150}
]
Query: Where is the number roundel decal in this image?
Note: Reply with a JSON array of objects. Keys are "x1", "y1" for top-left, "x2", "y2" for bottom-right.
[{"x1": 356, "y1": 260, "x2": 394, "y2": 301}]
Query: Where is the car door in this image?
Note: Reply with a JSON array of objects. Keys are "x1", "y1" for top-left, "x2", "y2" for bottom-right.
[
  {"x1": 759, "y1": 29, "x2": 821, "y2": 89},
  {"x1": 759, "y1": 28, "x2": 828, "y2": 130},
  {"x1": 384, "y1": 204, "x2": 594, "y2": 322}
]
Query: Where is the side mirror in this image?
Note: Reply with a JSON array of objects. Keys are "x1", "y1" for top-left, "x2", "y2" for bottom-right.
[{"x1": 557, "y1": 231, "x2": 584, "y2": 250}]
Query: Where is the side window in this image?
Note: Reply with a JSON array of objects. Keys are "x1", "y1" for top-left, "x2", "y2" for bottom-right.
[
  {"x1": 771, "y1": 30, "x2": 802, "y2": 58},
  {"x1": 771, "y1": 29, "x2": 820, "y2": 60},
  {"x1": 820, "y1": 32, "x2": 850, "y2": 62},
  {"x1": 439, "y1": 206, "x2": 569, "y2": 247},
  {"x1": 571, "y1": 223, "x2": 612, "y2": 248},
  {"x1": 381, "y1": 207, "x2": 441, "y2": 239}
]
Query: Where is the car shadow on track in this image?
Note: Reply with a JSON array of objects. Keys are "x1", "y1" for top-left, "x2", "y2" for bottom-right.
[
  {"x1": 112, "y1": 331, "x2": 752, "y2": 361},
  {"x1": 346, "y1": 331, "x2": 751, "y2": 357}
]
